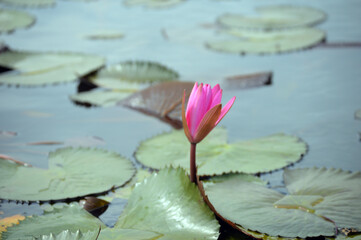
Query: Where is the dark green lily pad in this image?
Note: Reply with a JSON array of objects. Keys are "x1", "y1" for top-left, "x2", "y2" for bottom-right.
[
  {"x1": 0, "y1": 0, "x2": 55, "y2": 7},
  {"x1": 217, "y1": 5, "x2": 326, "y2": 30},
  {"x1": 91, "y1": 61, "x2": 179, "y2": 90},
  {"x1": 0, "y1": 147, "x2": 135, "y2": 201},
  {"x1": 2, "y1": 204, "x2": 104, "y2": 240},
  {"x1": 202, "y1": 168, "x2": 361, "y2": 238},
  {"x1": 123, "y1": 0, "x2": 184, "y2": 8},
  {"x1": 0, "y1": 51, "x2": 104, "y2": 86},
  {"x1": 135, "y1": 128, "x2": 307, "y2": 176},
  {"x1": 207, "y1": 28, "x2": 325, "y2": 54},
  {"x1": 0, "y1": 8, "x2": 35, "y2": 33},
  {"x1": 115, "y1": 168, "x2": 220, "y2": 240}
]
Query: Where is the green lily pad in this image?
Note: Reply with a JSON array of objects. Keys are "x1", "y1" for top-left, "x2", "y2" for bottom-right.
[
  {"x1": 69, "y1": 90, "x2": 131, "y2": 107},
  {"x1": 115, "y1": 168, "x2": 220, "y2": 240},
  {"x1": 0, "y1": 8, "x2": 35, "y2": 33},
  {"x1": 355, "y1": 109, "x2": 361, "y2": 120},
  {"x1": 0, "y1": 51, "x2": 104, "y2": 86},
  {"x1": 91, "y1": 61, "x2": 179, "y2": 90},
  {"x1": 206, "y1": 28, "x2": 325, "y2": 54},
  {"x1": 2, "y1": 204, "x2": 104, "y2": 240},
  {"x1": 33, "y1": 230, "x2": 99, "y2": 240},
  {"x1": 0, "y1": 0, "x2": 55, "y2": 8},
  {"x1": 135, "y1": 128, "x2": 307, "y2": 176},
  {"x1": 0, "y1": 147, "x2": 135, "y2": 201},
  {"x1": 123, "y1": 0, "x2": 184, "y2": 8},
  {"x1": 217, "y1": 5, "x2": 326, "y2": 30},
  {"x1": 202, "y1": 168, "x2": 361, "y2": 238}
]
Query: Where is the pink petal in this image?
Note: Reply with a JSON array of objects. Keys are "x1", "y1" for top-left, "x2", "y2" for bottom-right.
[
  {"x1": 212, "y1": 84, "x2": 220, "y2": 96},
  {"x1": 186, "y1": 82, "x2": 198, "y2": 113},
  {"x1": 190, "y1": 83, "x2": 206, "y2": 135},
  {"x1": 210, "y1": 89, "x2": 222, "y2": 109},
  {"x1": 215, "y1": 96, "x2": 236, "y2": 125},
  {"x1": 204, "y1": 84, "x2": 213, "y2": 111}
]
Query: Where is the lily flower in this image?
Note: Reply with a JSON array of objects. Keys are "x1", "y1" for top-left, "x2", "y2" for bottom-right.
[{"x1": 182, "y1": 82, "x2": 235, "y2": 183}]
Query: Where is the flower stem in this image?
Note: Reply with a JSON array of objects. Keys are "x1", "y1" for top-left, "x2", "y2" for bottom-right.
[{"x1": 190, "y1": 143, "x2": 197, "y2": 183}]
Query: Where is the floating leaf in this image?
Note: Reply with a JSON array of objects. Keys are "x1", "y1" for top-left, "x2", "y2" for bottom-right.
[
  {"x1": 224, "y1": 71, "x2": 272, "y2": 90},
  {"x1": 91, "y1": 61, "x2": 179, "y2": 90},
  {"x1": 207, "y1": 28, "x2": 325, "y2": 54},
  {"x1": 201, "y1": 168, "x2": 361, "y2": 238},
  {"x1": 34, "y1": 230, "x2": 99, "y2": 240},
  {"x1": 355, "y1": 109, "x2": 361, "y2": 120},
  {"x1": 0, "y1": 147, "x2": 135, "y2": 201},
  {"x1": 0, "y1": 8, "x2": 35, "y2": 33},
  {"x1": 135, "y1": 128, "x2": 307, "y2": 176},
  {"x1": 217, "y1": 5, "x2": 326, "y2": 30},
  {"x1": 99, "y1": 169, "x2": 152, "y2": 202},
  {"x1": 2, "y1": 204, "x2": 103, "y2": 239},
  {"x1": 0, "y1": 51, "x2": 104, "y2": 86},
  {"x1": 84, "y1": 31, "x2": 124, "y2": 40},
  {"x1": 69, "y1": 90, "x2": 131, "y2": 107},
  {"x1": 0, "y1": 0, "x2": 55, "y2": 8},
  {"x1": 115, "y1": 167, "x2": 220, "y2": 240},
  {"x1": 123, "y1": 0, "x2": 184, "y2": 8},
  {"x1": 0, "y1": 215, "x2": 25, "y2": 237},
  {"x1": 121, "y1": 81, "x2": 194, "y2": 128}
]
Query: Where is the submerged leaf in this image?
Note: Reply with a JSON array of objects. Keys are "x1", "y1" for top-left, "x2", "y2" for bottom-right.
[
  {"x1": 207, "y1": 28, "x2": 325, "y2": 54},
  {"x1": 115, "y1": 168, "x2": 220, "y2": 240},
  {"x1": 0, "y1": 51, "x2": 104, "y2": 86},
  {"x1": 0, "y1": 147, "x2": 135, "y2": 201},
  {"x1": 0, "y1": 8, "x2": 35, "y2": 33},
  {"x1": 224, "y1": 71, "x2": 272, "y2": 90},
  {"x1": 201, "y1": 168, "x2": 361, "y2": 238},
  {"x1": 84, "y1": 30, "x2": 124, "y2": 40},
  {"x1": 135, "y1": 128, "x2": 307, "y2": 176},
  {"x1": 0, "y1": 0, "x2": 55, "y2": 8},
  {"x1": 121, "y1": 81, "x2": 194, "y2": 128},
  {"x1": 355, "y1": 109, "x2": 361, "y2": 120},
  {"x1": 218, "y1": 5, "x2": 326, "y2": 30},
  {"x1": 123, "y1": 0, "x2": 184, "y2": 8},
  {"x1": 2, "y1": 204, "x2": 104, "y2": 240}
]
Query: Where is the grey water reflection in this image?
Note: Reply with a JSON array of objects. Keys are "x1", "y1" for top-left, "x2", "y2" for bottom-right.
[{"x1": 0, "y1": 0, "x2": 361, "y2": 235}]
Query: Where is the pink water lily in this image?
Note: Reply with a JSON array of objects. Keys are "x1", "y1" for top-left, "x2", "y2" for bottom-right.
[
  {"x1": 182, "y1": 82, "x2": 235, "y2": 183},
  {"x1": 182, "y1": 82, "x2": 236, "y2": 144}
]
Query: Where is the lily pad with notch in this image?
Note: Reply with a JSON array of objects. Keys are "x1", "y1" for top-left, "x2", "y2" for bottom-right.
[
  {"x1": 0, "y1": 51, "x2": 105, "y2": 86},
  {"x1": 0, "y1": 147, "x2": 135, "y2": 201},
  {"x1": 200, "y1": 168, "x2": 361, "y2": 238},
  {"x1": 217, "y1": 5, "x2": 326, "y2": 30},
  {"x1": 206, "y1": 28, "x2": 325, "y2": 55},
  {"x1": 135, "y1": 128, "x2": 307, "y2": 176}
]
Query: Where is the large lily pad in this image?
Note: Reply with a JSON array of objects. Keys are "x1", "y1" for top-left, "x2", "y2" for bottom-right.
[
  {"x1": 91, "y1": 61, "x2": 179, "y2": 90},
  {"x1": 0, "y1": 51, "x2": 104, "y2": 86},
  {"x1": 0, "y1": 0, "x2": 55, "y2": 8},
  {"x1": 135, "y1": 128, "x2": 307, "y2": 176},
  {"x1": 115, "y1": 167, "x2": 220, "y2": 240},
  {"x1": 0, "y1": 8, "x2": 35, "y2": 33},
  {"x1": 2, "y1": 204, "x2": 104, "y2": 240},
  {"x1": 207, "y1": 28, "x2": 325, "y2": 54},
  {"x1": 33, "y1": 230, "x2": 99, "y2": 240},
  {"x1": 201, "y1": 168, "x2": 361, "y2": 238},
  {"x1": 0, "y1": 147, "x2": 135, "y2": 201},
  {"x1": 217, "y1": 5, "x2": 326, "y2": 30},
  {"x1": 123, "y1": 0, "x2": 184, "y2": 8}
]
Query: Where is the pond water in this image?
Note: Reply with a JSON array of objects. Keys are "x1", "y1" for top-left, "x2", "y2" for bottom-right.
[{"x1": 0, "y1": 0, "x2": 361, "y2": 237}]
